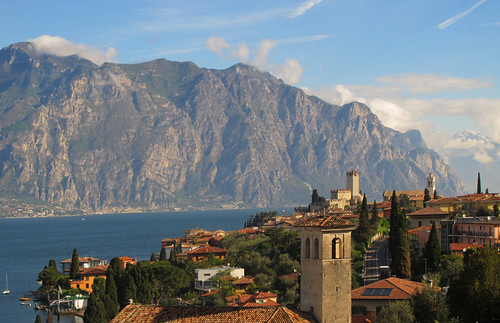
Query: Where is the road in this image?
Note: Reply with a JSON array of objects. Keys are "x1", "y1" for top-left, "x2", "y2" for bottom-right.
[{"x1": 363, "y1": 238, "x2": 390, "y2": 286}]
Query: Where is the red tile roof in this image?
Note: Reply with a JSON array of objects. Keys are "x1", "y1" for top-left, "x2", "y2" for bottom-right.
[
  {"x1": 407, "y1": 207, "x2": 449, "y2": 216},
  {"x1": 110, "y1": 305, "x2": 314, "y2": 322},
  {"x1": 295, "y1": 215, "x2": 355, "y2": 229},
  {"x1": 449, "y1": 243, "x2": 485, "y2": 252},
  {"x1": 352, "y1": 277, "x2": 423, "y2": 300}
]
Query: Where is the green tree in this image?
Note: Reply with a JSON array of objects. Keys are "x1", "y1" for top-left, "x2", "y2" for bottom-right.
[
  {"x1": 494, "y1": 203, "x2": 499, "y2": 217},
  {"x1": 48, "y1": 259, "x2": 57, "y2": 268},
  {"x1": 433, "y1": 190, "x2": 438, "y2": 200},
  {"x1": 423, "y1": 188, "x2": 431, "y2": 207},
  {"x1": 122, "y1": 274, "x2": 137, "y2": 308},
  {"x1": 69, "y1": 248, "x2": 80, "y2": 279},
  {"x1": 354, "y1": 195, "x2": 371, "y2": 246},
  {"x1": 83, "y1": 291, "x2": 107, "y2": 323},
  {"x1": 374, "y1": 300, "x2": 415, "y2": 323},
  {"x1": 389, "y1": 191, "x2": 411, "y2": 279},
  {"x1": 411, "y1": 286, "x2": 449, "y2": 323},
  {"x1": 371, "y1": 200, "x2": 380, "y2": 225},
  {"x1": 130, "y1": 261, "x2": 152, "y2": 305},
  {"x1": 35, "y1": 314, "x2": 42, "y2": 323},
  {"x1": 423, "y1": 221, "x2": 440, "y2": 273},
  {"x1": 105, "y1": 269, "x2": 119, "y2": 320},
  {"x1": 159, "y1": 247, "x2": 167, "y2": 261},
  {"x1": 448, "y1": 246, "x2": 500, "y2": 322},
  {"x1": 439, "y1": 254, "x2": 463, "y2": 287}
]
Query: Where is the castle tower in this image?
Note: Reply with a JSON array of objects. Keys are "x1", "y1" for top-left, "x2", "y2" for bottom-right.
[
  {"x1": 426, "y1": 172, "x2": 436, "y2": 194},
  {"x1": 346, "y1": 171, "x2": 360, "y2": 203},
  {"x1": 297, "y1": 216, "x2": 356, "y2": 323}
]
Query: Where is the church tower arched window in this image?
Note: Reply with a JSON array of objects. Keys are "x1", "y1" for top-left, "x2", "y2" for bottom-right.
[{"x1": 332, "y1": 238, "x2": 342, "y2": 259}]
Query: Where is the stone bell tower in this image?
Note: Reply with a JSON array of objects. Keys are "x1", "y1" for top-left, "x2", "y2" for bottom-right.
[{"x1": 297, "y1": 216, "x2": 356, "y2": 323}]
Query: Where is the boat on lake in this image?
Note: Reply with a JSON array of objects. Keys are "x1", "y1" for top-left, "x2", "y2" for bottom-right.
[
  {"x1": 2, "y1": 273, "x2": 9, "y2": 295},
  {"x1": 19, "y1": 297, "x2": 31, "y2": 301}
]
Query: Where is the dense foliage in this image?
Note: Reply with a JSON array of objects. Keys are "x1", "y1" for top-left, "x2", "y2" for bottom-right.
[
  {"x1": 245, "y1": 211, "x2": 278, "y2": 227},
  {"x1": 448, "y1": 246, "x2": 500, "y2": 322}
]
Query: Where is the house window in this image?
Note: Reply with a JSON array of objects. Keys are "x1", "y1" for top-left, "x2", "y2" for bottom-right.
[
  {"x1": 305, "y1": 238, "x2": 311, "y2": 259},
  {"x1": 204, "y1": 273, "x2": 211, "y2": 276},
  {"x1": 352, "y1": 306, "x2": 367, "y2": 315},
  {"x1": 313, "y1": 238, "x2": 319, "y2": 259},
  {"x1": 86, "y1": 284, "x2": 89, "y2": 289}
]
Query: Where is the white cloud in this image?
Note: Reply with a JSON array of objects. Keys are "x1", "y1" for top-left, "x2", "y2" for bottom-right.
[
  {"x1": 252, "y1": 40, "x2": 277, "y2": 68},
  {"x1": 437, "y1": 0, "x2": 487, "y2": 30},
  {"x1": 304, "y1": 73, "x2": 500, "y2": 166},
  {"x1": 290, "y1": 0, "x2": 323, "y2": 18},
  {"x1": 28, "y1": 35, "x2": 117, "y2": 65},
  {"x1": 473, "y1": 150, "x2": 493, "y2": 164},
  {"x1": 206, "y1": 36, "x2": 230, "y2": 56},
  {"x1": 376, "y1": 73, "x2": 491, "y2": 94},
  {"x1": 270, "y1": 58, "x2": 304, "y2": 85},
  {"x1": 206, "y1": 36, "x2": 305, "y2": 85},
  {"x1": 231, "y1": 42, "x2": 250, "y2": 62}
]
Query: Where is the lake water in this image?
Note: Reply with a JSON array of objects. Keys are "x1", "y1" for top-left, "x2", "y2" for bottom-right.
[{"x1": 0, "y1": 208, "x2": 286, "y2": 322}]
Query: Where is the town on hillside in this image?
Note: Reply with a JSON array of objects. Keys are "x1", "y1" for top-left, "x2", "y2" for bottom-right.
[{"x1": 34, "y1": 171, "x2": 500, "y2": 323}]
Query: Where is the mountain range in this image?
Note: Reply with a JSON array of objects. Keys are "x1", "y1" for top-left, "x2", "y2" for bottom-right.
[{"x1": 0, "y1": 42, "x2": 464, "y2": 212}]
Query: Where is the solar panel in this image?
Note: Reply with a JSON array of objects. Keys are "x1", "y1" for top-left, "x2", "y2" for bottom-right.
[{"x1": 362, "y1": 288, "x2": 393, "y2": 296}]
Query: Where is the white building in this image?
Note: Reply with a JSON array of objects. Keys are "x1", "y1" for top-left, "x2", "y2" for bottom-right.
[{"x1": 194, "y1": 266, "x2": 245, "y2": 293}]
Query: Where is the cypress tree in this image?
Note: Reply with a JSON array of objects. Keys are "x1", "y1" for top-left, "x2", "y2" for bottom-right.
[
  {"x1": 169, "y1": 244, "x2": 177, "y2": 262},
  {"x1": 371, "y1": 200, "x2": 380, "y2": 225},
  {"x1": 389, "y1": 191, "x2": 400, "y2": 256},
  {"x1": 132, "y1": 263, "x2": 152, "y2": 304},
  {"x1": 389, "y1": 191, "x2": 411, "y2": 278},
  {"x1": 494, "y1": 204, "x2": 499, "y2": 217},
  {"x1": 121, "y1": 274, "x2": 137, "y2": 308},
  {"x1": 48, "y1": 259, "x2": 57, "y2": 268},
  {"x1": 69, "y1": 248, "x2": 80, "y2": 279},
  {"x1": 423, "y1": 188, "x2": 431, "y2": 207},
  {"x1": 84, "y1": 291, "x2": 107, "y2": 323},
  {"x1": 424, "y1": 222, "x2": 441, "y2": 273},
  {"x1": 355, "y1": 195, "x2": 370, "y2": 245},
  {"x1": 159, "y1": 247, "x2": 167, "y2": 261},
  {"x1": 35, "y1": 314, "x2": 42, "y2": 323},
  {"x1": 105, "y1": 269, "x2": 119, "y2": 318},
  {"x1": 433, "y1": 190, "x2": 438, "y2": 200},
  {"x1": 150, "y1": 253, "x2": 157, "y2": 262},
  {"x1": 477, "y1": 172, "x2": 482, "y2": 194}
]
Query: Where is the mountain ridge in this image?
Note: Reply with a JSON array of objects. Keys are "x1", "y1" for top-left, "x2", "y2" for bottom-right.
[{"x1": 0, "y1": 42, "x2": 464, "y2": 212}]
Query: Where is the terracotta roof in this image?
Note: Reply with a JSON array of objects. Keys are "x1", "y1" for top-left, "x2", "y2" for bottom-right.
[
  {"x1": 80, "y1": 266, "x2": 108, "y2": 276},
  {"x1": 295, "y1": 215, "x2": 355, "y2": 229},
  {"x1": 352, "y1": 277, "x2": 423, "y2": 300},
  {"x1": 254, "y1": 292, "x2": 277, "y2": 299},
  {"x1": 407, "y1": 207, "x2": 449, "y2": 216},
  {"x1": 242, "y1": 299, "x2": 280, "y2": 307},
  {"x1": 186, "y1": 246, "x2": 228, "y2": 255},
  {"x1": 61, "y1": 256, "x2": 101, "y2": 263},
  {"x1": 233, "y1": 276, "x2": 255, "y2": 285},
  {"x1": 110, "y1": 305, "x2": 314, "y2": 322},
  {"x1": 449, "y1": 243, "x2": 485, "y2": 252}
]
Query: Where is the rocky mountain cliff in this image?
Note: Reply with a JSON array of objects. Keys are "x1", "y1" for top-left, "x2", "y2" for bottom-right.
[{"x1": 0, "y1": 42, "x2": 464, "y2": 212}]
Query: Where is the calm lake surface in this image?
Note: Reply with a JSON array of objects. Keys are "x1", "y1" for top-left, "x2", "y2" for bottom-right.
[{"x1": 0, "y1": 208, "x2": 287, "y2": 322}]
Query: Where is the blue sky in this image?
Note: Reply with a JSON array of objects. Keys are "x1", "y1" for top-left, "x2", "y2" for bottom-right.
[{"x1": 1, "y1": 0, "x2": 500, "y2": 190}]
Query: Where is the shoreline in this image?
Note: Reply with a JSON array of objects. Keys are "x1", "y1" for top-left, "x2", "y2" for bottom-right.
[{"x1": 1, "y1": 206, "x2": 288, "y2": 220}]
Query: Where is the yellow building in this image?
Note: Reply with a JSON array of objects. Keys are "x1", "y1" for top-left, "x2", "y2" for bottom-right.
[
  {"x1": 69, "y1": 266, "x2": 107, "y2": 293},
  {"x1": 428, "y1": 193, "x2": 500, "y2": 216}
]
